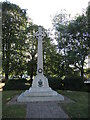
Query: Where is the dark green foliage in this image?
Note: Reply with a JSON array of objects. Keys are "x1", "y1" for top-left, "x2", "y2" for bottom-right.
[
  {"x1": 25, "y1": 24, "x2": 38, "y2": 82},
  {"x1": 48, "y1": 76, "x2": 88, "y2": 91},
  {"x1": 48, "y1": 77, "x2": 62, "y2": 90},
  {"x1": 62, "y1": 76, "x2": 88, "y2": 91},
  {"x1": 2, "y1": 1, "x2": 27, "y2": 80},
  {"x1": 3, "y1": 78, "x2": 30, "y2": 90},
  {"x1": 53, "y1": 9, "x2": 89, "y2": 78},
  {"x1": 67, "y1": 15, "x2": 89, "y2": 78},
  {"x1": 43, "y1": 37, "x2": 58, "y2": 77},
  {"x1": 2, "y1": 2, "x2": 89, "y2": 92},
  {"x1": 2, "y1": 76, "x2": 88, "y2": 91},
  {"x1": 86, "y1": 4, "x2": 90, "y2": 33}
]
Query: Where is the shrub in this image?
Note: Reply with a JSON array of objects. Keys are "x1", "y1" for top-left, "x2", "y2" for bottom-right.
[
  {"x1": 3, "y1": 78, "x2": 30, "y2": 90},
  {"x1": 48, "y1": 76, "x2": 88, "y2": 91},
  {"x1": 48, "y1": 77, "x2": 62, "y2": 90},
  {"x1": 3, "y1": 76, "x2": 88, "y2": 91},
  {"x1": 62, "y1": 76, "x2": 88, "y2": 91}
]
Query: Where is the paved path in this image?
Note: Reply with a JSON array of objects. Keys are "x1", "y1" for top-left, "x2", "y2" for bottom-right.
[{"x1": 26, "y1": 101, "x2": 69, "y2": 119}]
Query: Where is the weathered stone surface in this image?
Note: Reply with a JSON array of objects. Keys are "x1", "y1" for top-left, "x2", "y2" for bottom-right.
[{"x1": 17, "y1": 93, "x2": 64, "y2": 102}]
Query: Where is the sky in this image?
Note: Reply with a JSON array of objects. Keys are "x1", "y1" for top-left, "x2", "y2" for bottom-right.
[{"x1": 1, "y1": 0, "x2": 90, "y2": 29}]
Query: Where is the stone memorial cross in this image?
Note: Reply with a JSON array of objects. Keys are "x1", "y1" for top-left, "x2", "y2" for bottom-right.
[
  {"x1": 35, "y1": 26, "x2": 46, "y2": 74},
  {"x1": 17, "y1": 26, "x2": 64, "y2": 102}
]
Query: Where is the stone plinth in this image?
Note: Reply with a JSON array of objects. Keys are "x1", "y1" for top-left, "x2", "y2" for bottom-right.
[
  {"x1": 17, "y1": 74, "x2": 64, "y2": 102},
  {"x1": 17, "y1": 94, "x2": 64, "y2": 102}
]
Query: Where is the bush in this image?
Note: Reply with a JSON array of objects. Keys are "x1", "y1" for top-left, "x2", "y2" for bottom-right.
[
  {"x1": 3, "y1": 78, "x2": 30, "y2": 90},
  {"x1": 48, "y1": 77, "x2": 62, "y2": 90},
  {"x1": 48, "y1": 76, "x2": 88, "y2": 91},
  {"x1": 62, "y1": 76, "x2": 88, "y2": 91},
  {"x1": 3, "y1": 76, "x2": 88, "y2": 91}
]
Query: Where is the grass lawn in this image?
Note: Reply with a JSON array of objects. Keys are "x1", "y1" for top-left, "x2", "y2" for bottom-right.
[
  {"x1": 58, "y1": 90, "x2": 89, "y2": 119},
  {"x1": 1, "y1": 90, "x2": 89, "y2": 119},
  {"x1": 2, "y1": 90, "x2": 27, "y2": 118}
]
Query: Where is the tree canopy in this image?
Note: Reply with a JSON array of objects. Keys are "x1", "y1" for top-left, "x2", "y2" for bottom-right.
[
  {"x1": 52, "y1": 8, "x2": 89, "y2": 78},
  {"x1": 2, "y1": 1, "x2": 89, "y2": 83},
  {"x1": 2, "y1": 1, "x2": 27, "y2": 80}
]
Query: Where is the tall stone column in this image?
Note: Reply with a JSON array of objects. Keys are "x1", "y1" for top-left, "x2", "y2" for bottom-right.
[{"x1": 35, "y1": 26, "x2": 46, "y2": 74}]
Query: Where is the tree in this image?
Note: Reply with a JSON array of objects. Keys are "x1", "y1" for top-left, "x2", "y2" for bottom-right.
[
  {"x1": 86, "y1": 3, "x2": 90, "y2": 34},
  {"x1": 43, "y1": 36, "x2": 58, "y2": 77},
  {"x1": 52, "y1": 9, "x2": 89, "y2": 78},
  {"x1": 52, "y1": 10, "x2": 72, "y2": 77},
  {"x1": 2, "y1": 1, "x2": 27, "y2": 80},
  {"x1": 2, "y1": 0, "x2": 58, "y2": 83},
  {"x1": 68, "y1": 14, "x2": 89, "y2": 78},
  {"x1": 25, "y1": 23, "x2": 38, "y2": 84}
]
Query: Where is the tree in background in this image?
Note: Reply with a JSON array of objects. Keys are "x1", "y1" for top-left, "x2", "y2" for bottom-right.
[
  {"x1": 2, "y1": 1, "x2": 27, "y2": 80},
  {"x1": 52, "y1": 10, "x2": 73, "y2": 77},
  {"x1": 25, "y1": 23, "x2": 38, "y2": 84},
  {"x1": 52, "y1": 9, "x2": 89, "y2": 78},
  {"x1": 2, "y1": 1, "x2": 89, "y2": 83},
  {"x1": 43, "y1": 33, "x2": 58, "y2": 77},
  {"x1": 2, "y1": 1, "x2": 58, "y2": 83},
  {"x1": 86, "y1": 3, "x2": 90, "y2": 33},
  {"x1": 68, "y1": 14, "x2": 89, "y2": 78}
]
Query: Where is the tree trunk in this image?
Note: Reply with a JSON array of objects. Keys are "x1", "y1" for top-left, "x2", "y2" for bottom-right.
[
  {"x1": 81, "y1": 69, "x2": 84, "y2": 79},
  {"x1": 5, "y1": 73, "x2": 8, "y2": 81},
  {"x1": 5, "y1": 39, "x2": 10, "y2": 82},
  {"x1": 30, "y1": 73, "x2": 33, "y2": 85},
  {"x1": 20, "y1": 74, "x2": 22, "y2": 78},
  {"x1": 80, "y1": 60, "x2": 84, "y2": 79},
  {"x1": 5, "y1": 60, "x2": 9, "y2": 82}
]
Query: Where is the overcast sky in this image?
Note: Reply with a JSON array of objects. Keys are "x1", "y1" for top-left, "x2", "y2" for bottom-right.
[{"x1": 1, "y1": 0, "x2": 89, "y2": 29}]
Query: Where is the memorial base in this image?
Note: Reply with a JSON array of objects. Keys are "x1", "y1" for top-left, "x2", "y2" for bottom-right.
[{"x1": 17, "y1": 74, "x2": 64, "y2": 102}]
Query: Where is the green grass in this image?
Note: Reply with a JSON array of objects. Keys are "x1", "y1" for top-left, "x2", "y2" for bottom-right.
[
  {"x1": 2, "y1": 90, "x2": 27, "y2": 118},
  {"x1": 58, "y1": 90, "x2": 89, "y2": 118},
  {"x1": 2, "y1": 90, "x2": 89, "y2": 119}
]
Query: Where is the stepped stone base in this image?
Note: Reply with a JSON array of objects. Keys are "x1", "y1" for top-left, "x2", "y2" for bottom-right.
[
  {"x1": 17, "y1": 92, "x2": 64, "y2": 102},
  {"x1": 17, "y1": 74, "x2": 64, "y2": 102}
]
